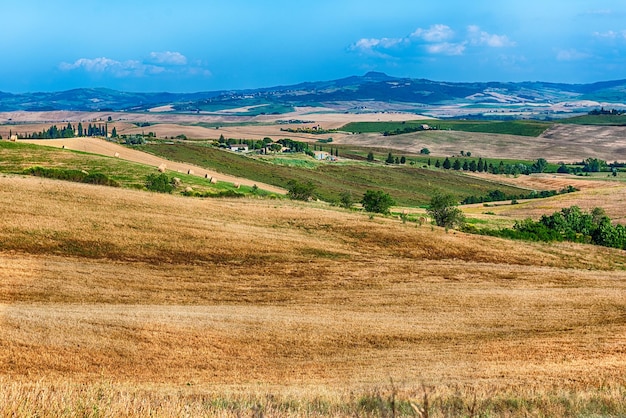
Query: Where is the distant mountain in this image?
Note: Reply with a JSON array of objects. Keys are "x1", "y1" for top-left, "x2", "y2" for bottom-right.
[{"x1": 1, "y1": 73, "x2": 625, "y2": 113}]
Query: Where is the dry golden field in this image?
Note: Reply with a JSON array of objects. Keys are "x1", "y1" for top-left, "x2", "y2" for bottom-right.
[{"x1": 0, "y1": 174, "x2": 625, "y2": 416}]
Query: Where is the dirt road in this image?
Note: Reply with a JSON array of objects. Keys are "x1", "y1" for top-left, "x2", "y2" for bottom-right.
[{"x1": 22, "y1": 137, "x2": 286, "y2": 194}]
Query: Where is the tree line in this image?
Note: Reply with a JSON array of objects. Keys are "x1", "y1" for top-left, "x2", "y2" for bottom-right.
[
  {"x1": 16, "y1": 123, "x2": 109, "y2": 140},
  {"x1": 462, "y1": 186, "x2": 578, "y2": 205}
]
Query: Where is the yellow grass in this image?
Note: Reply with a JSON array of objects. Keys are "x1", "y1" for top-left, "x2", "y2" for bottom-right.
[{"x1": 0, "y1": 175, "x2": 625, "y2": 416}]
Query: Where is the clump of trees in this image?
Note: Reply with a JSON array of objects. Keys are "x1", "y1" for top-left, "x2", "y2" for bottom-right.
[
  {"x1": 27, "y1": 124, "x2": 76, "y2": 139},
  {"x1": 385, "y1": 152, "x2": 406, "y2": 165},
  {"x1": 469, "y1": 206, "x2": 626, "y2": 250}
]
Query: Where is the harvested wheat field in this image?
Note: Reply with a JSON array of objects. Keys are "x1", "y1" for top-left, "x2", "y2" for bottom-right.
[{"x1": 0, "y1": 175, "x2": 625, "y2": 416}]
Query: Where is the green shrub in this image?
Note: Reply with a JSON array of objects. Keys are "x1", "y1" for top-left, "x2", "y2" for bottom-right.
[
  {"x1": 145, "y1": 173, "x2": 173, "y2": 193},
  {"x1": 24, "y1": 166, "x2": 119, "y2": 187},
  {"x1": 361, "y1": 190, "x2": 395, "y2": 214}
]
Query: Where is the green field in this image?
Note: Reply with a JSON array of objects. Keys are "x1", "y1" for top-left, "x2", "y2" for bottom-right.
[
  {"x1": 558, "y1": 114, "x2": 626, "y2": 126},
  {"x1": 0, "y1": 141, "x2": 251, "y2": 196},
  {"x1": 341, "y1": 120, "x2": 552, "y2": 137},
  {"x1": 136, "y1": 142, "x2": 529, "y2": 206},
  {"x1": 333, "y1": 144, "x2": 562, "y2": 173}
]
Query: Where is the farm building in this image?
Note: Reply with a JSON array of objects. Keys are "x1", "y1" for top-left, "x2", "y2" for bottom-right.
[{"x1": 230, "y1": 144, "x2": 249, "y2": 152}]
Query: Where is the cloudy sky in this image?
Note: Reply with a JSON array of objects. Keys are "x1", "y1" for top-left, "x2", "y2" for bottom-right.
[{"x1": 2, "y1": 0, "x2": 626, "y2": 92}]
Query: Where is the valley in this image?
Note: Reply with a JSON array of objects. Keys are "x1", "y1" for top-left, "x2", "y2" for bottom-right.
[{"x1": 1, "y1": 87, "x2": 625, "y2": 416}]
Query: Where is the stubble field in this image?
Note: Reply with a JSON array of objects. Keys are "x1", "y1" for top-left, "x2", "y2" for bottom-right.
[{"x1": 0, "y1": 175, "x2": 625, "y2": 416}]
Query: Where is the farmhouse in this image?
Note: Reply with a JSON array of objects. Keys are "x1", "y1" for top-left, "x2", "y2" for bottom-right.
[
  {"x1": 313, "y1": 151, "x2": 337, "y2": 161},
  {"x1": 230, "y1": 144, "x2": 249, "y2": 152}
]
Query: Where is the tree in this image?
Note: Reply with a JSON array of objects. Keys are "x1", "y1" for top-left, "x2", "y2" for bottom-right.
[
  {"x1": 111, "y1": 127, "x2": 118, "y2": 138},
  {"x1": 361, "y1": 190, "x2": 395, "y2": 214},
  {"x1": 462, "y1": 161, "x2": 469, "y2": 171},
  {"x1": 435, "y1": 159, "x2": 441, "y2": 168},
  {"x1": 367, "y1": 151, "x2": 374, "y2": 162},
  {"x1": 386, "y1": 152, "x2": 395, "y2": 164},
  {"x1": 427, "y1": 192, "x2": 465, "y2": 229},
  {"x1": 400, "y1": 156, "x2": 406, "y2": 164},
  {"x1": 420, "y1": 148, "x2": 430, "y2": 155},
  {"x1": 442, "y1": 157, "x2": 451, "y2": 169},
  {"x1": 452, "y1": 159, "x2": 461, "y2": 170},
  {"x1": 286, "y1": 180, "x2": 316, "y2": 201},
  {"x1": 583, "y1": 158, "x2": 606, "y2": 172},
  {"x1": 557, "y1": 163, "x2": 570, "y2": 174},
  {"x1": 469, "y1": 160, "x2": 477, "y2": 172},
  {"x1": 339, "y1": 191, "x2": 354, "y2": 209},
  {"x1": 477, "y1": 158, "x2": 484, "y2": 172},
  {"x1": 532, "y1": 158, "x2": 548, "y2": 173},
  {"x1": 394, "y1": 156, "x2": 400, "y2": 164}
]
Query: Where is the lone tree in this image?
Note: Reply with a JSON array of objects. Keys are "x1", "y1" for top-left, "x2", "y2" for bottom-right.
[
  {"x1": 339, "y1": 191, "x2": 354, "y2": 209},
  {"x1": 286, "y1": 180, "x2": 316, "y2": 201},
  {"x1": 427, "y1": 191, "x2": 465, "y2": 229},
  {"x1": 367, "y1": 151, "x2": 375, "y2": 162},
  {"x1": 361, "y1": 190, "x2": 395, "y2": 214}
]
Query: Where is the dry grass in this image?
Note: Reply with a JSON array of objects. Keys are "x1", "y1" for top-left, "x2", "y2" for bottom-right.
[
  {"x1": 0, "y1": 175, "x2": 625, "y2": 415},
  {"x1": 463, "y1": 177, "x2": 626, "y2": 225}
]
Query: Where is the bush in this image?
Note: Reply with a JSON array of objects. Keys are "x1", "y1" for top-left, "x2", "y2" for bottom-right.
[
  {"x1": 286, "y1": 180, "x2": 316, "y2": 201},
  {"x1": 361, "y1": 190, "x2": 395, "y2": 214},
  {"x1": 339, "y1": 191, "x2": 354, "y2": 209},
  {"x1": 24, "y1": 166, "x2": 119, "y2": 187},
  {"x1": 145, "y1": 173, "x2": 174, "y2": 193}
]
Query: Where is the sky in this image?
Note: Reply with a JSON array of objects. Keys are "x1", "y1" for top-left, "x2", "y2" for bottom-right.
[{"x1": 2, "y1": 0, "x2": 626, "y2": 93}]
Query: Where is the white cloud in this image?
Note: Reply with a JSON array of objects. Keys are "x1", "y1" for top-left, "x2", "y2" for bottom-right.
[
  {"x1": 556, "y1": 49, "x2": 591, "y2": 61},
  {"x1": 352, "y1": 37, "x2": 405, "y2": 51},
  {"x1": 585, "y1": 9, "x2": 614, "y2": 16},
  {"x1": 350, "y1": 24, "x2": 513, "y2": 59},
  {"x1": 60, "y1": 53, "x2": 210, "y2": 78},
  {"x1": 593, "y1": 30, "x2": 626, "y2": 39},
  {"x1": 411, "y1": 24, "x2": 454, "y2": 42},
  {"x1": 149, "y1": 51, "x2": 187, "y2": 65},
  {"x1": 426, "y1": 42, "x2": 466, "y2": 56},
  {"x1": 468, "y1": 25, "x2": 515, "y2": 47},
  {"x1": 59, "y1": 57, "x2": 164, "y2": 77}
]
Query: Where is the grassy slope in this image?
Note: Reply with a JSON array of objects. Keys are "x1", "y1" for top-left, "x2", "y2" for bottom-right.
[
  {"x1": 0, "y1": 141, "x2": 252, "y2": 195},
  {"x1": 558, "y1": 114, "x2": 626, "y2": 126},
  {"x1": 137, "y1": 142, "x2": 528, "y2": 206},
  {"x1": 0, "y1": 176, "x2": 625, "y2": 416}
]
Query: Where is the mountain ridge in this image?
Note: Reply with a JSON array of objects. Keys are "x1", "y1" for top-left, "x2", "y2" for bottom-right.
[{"x1": 1, "y1": 73, "x2": 625, "y2": 113}]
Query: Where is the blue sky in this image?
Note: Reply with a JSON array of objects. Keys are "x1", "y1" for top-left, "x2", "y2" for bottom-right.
[{"x1": 2, "y1": 0, "x2": 626, "y2": 92}]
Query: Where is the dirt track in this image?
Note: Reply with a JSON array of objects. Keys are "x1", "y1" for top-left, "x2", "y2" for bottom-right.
[{"x1": 22, "y1": 137, "x2": 286, "y2": 194}]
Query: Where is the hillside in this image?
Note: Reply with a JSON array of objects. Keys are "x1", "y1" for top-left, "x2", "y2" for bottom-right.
[
  {"x1": 1, "y1": 73, "x2": 626, "y2": 115},
  {"x1": 1, "y1": 175, "x2": 625, "y2": 416}
]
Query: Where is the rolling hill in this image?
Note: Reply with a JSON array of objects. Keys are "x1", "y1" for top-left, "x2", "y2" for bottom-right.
[{"x1": 1, "y1": 73, "x2": 626, "y2": 114}]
